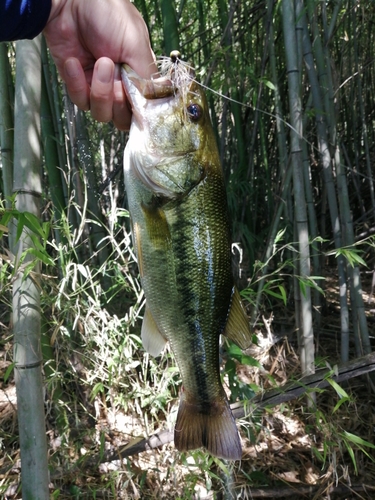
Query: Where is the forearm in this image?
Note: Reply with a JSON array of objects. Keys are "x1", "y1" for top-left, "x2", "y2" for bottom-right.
[{"x1": 0, "y1": 0, "x2": 52, "y2": 42}]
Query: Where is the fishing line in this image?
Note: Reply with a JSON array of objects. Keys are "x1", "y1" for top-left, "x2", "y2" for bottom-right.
[
  {"x1": 196, "y1": 77, "x2": 314, "y2": 149},
  {"x1": 143, "y1": 54, "x2": 362, "y2": 182},
  {"x1": 154, "y1": 53, "x2": 314, "y2": 149}
]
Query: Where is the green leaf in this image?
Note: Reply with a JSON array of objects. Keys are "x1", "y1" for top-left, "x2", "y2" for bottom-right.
[
  {"x1": 335, "y1": 248, "x2": 367, "y2": 268},
  {"x1": 90, "y1": 382, "x2": 104, "y2": 401},
  {"x1": 16, "y1": 212, "x2": 25, "y2": 242},
  {"x1": 211, "y1": 456, "x2": 231, "y2": 476},
  {"x1": 262, "y1": 79, "x2": 276, "y2": 91},
  {"x1": 275, "y1": 227, "x2": 286, "y2": 244},
  {"x1": 343, "y1": 431, "x2": 375, "y2": 450},
  {"x1": 343, "y1": 439, "x2": 358, "y2": 474},
  {"x1": 240, "y1": 355, "x2": 263, "y2": 369},
  {"x1": 227, "y1": 343, "x2": 242, "y2": 359},
  {"x1": 25, "y1": 248, "x2": 54, "y2": 266},
  {"x1": 262, "y1": 285, "x2": 287, "y2": 305},
  {"x1": 4, "y1": 362, "x2": 15, "y2": 383},
  {"x1": 332, "y1": 396, "x2": 350, "y2": 413},
  {"x1": 326, "y1": 378, "x2": 349, "y2": 399},
  {"x1": 227, "y1": 342, "x2": 263, "y2": 368},
  {"x1": 278, "y1": 285, "x2": 287, "y2": 305},
  {"x1": 23, "y1": 211, "x2": 46, "y2": 239},
  {"x1": 311, "y1": 445, "x2": 324, "y2": 463}
]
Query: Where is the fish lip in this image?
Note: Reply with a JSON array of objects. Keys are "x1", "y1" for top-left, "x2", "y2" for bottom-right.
[{"x1": 121, "y1": 64, "x2": 175, "y2": 101}]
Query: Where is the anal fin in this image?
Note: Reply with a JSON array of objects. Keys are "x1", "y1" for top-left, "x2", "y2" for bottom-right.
[
  {"x1": 224, "y1": 287, "x2": 252, "y2": 350},
  {"x1": 141, "y1": 304, "x2": 167, "y2": 357}
]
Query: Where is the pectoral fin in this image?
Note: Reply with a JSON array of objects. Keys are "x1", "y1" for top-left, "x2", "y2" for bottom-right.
[
  {"x1": 141, "y1": 304, "x2": 168, "y2": 356},
  {"x1": 223, "y1": 287, "x2": 252, "y2": 350}
]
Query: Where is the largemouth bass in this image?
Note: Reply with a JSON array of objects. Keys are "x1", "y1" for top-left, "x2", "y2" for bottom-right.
[{"x1": 121, "y1": 52, "x2": 252, "y2": 460}]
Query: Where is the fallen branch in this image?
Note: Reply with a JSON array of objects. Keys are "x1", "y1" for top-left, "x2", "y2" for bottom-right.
[
  {"x1": 234, "y1": 482, "x2": 375, "y2": 498},
  {"x1": 103, "y1": 350, "x2": 375, "y2": 461}
]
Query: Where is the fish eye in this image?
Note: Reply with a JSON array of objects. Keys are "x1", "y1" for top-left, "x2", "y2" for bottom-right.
[{"x1": 187, "y1": 103, "x2": 202, "y2": 122}]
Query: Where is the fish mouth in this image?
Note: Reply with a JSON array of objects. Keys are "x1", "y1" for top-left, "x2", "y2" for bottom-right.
[
  {"x1": 121, "y1": 64, "x2": 177, "y2": 130},
  {"x1": 122, "y1": 64, "x2": 176, "y2": 100},
  {"x1": 121, "y1": 64, "x2": 175, "y2": 103}
]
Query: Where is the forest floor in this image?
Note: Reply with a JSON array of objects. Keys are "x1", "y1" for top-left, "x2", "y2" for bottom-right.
[{"x1": 1, "y1": 270, "x2": 375, "y2": 499}]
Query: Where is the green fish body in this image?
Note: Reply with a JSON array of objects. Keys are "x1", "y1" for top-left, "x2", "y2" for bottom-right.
[{"x1": 122, "y1": 54, "x2": 252, "y2": 460}]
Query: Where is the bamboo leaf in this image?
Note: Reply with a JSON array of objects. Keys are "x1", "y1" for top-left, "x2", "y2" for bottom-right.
[
  {"x1": 227, "y1": 342, "x2": 263, "y2": 369},
  {"x1": 343, "y1": 431, "x2": 375, "y2": 450},
  {"x1": 278, "y1": 285, "x2": 287, "y2": 305},
  {"x1": 343, "y1": 440, "x2": 358, "y2": 474},
  {"x1": 332, "y1": 396, "x2": 350, "y2": 413},
  {"x1": 16, "y1": 212, "x2": 25, "y2": 242},
  {"x1": 3, "y1": 362, "x2": 15, "y2": 383},
  {"x1": 261, "y1": 78, "x2": 276, "y2": 91},
  {"x1": 326, "y1": 378, "x2": 349, "y2": 399},
  {"x1": 335, "y1": 248, "x2": 367, "y2": 268},
  {"x1": 23, "y1": 211, "x2": 47, "y2": 240}
]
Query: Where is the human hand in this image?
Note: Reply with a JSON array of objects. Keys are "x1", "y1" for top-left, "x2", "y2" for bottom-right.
[{"x1": 43, "y1": 0, "x2": 156, "y2": 130}]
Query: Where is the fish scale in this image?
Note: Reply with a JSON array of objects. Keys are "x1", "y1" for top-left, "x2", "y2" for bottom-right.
[{"x1": 122, "y1": 53, "x2": 253, "y2": 459}]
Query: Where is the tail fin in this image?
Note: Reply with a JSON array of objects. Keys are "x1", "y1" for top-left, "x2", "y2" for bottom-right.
[{"x1": 174, "y1": 392, "x2": 242, "y2": 460}]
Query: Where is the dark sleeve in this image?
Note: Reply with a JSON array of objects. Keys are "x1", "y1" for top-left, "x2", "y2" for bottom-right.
[{"x1": 0, "y1": 0, "x2": 52, "y2": 42}]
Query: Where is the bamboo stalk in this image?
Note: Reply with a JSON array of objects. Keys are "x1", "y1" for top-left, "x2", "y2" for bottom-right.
[
  {"x1": 12, "y1": 37, "x2": 49, "y2": 500},
  {"x1": 0, "y1": 43, "x2": 14, "y2": 212},
  {"x1": 301, "y1": 6, "x2": 351, "y2": 362},
  {"x1": 282, "y1": 0, "x2": 315, "y2": 378},
  {"x1": 309, "y1": 3, "x2": 371, "y2": 363},
  {"x1": 352, "y1": 9, "x2": 375, "y2": 217},
  {"x1": 40, "y1": 40, "x2": 67, "y2": 246},
  {"x1": 160, "y1": 0, "x2": 179, "y2": 54},
  {"x1": 75, "y1": 109, "x2": 110, "y2": 271}
]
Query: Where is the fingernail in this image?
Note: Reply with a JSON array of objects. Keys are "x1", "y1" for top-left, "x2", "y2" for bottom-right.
[
  {"x1": 97, "y1": 60, "x2": 113, "y2": 84},
  {"x1": 65, "y1": 58, "x2": 80, "y2": 78}
]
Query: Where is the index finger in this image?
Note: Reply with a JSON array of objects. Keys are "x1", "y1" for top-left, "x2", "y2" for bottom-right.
[{"x1": 118, "y1": 3, "x2": 157, "y2": 79}]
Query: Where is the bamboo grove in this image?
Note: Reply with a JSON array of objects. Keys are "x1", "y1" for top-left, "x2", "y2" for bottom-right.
[{"x1": 1, "y1": 0, "x2": 375, "y2": 497}]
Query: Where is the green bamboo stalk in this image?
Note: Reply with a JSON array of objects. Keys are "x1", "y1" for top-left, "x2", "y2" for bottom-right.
[
  {"x1": 301, "y1": 137, "x2": 321, "y2": 330},
  {"x1": 321, "y1": 6, "x2": 371, "y2": 360},
  {"x1": 305, "y1": 2, "x2": 371, "y2": 363},
  {"x1": 352, "y1": 10, "x2": 375, "y2": 223},
  {"x1": 160, "y1": 0, "x2": 179, "y2": 54},
  {"x1": 46, "y1": 48, "x2": 70, "y2": 211},
  {"x1": 40, "y1": 49, "x2": 67, "y2": 250},
  {"x1": 301, "y1": 6, "x2": 351, "y2": 362},
  {"x1": 62, "y1": 90, "x2": 89, "y2": 264},
  {"x1": 251, "y1": 161, "x2": 293, "y2": 324},
  {"x1": 282, "y1": 0, "x2": 314, "y2": 378},
  {"x1": 324, "y1": 0, "x2": 343, "y2": 44},
  {"x1": 251, "y1": 0, "x2": 291, "y2": 322},
  {"x1": 12, "y1": 37, "x2": 49, "y2": 500},
  {"x1": 0, "y1": 43, "x2": 14, "y2": 207},
  {"x1": 40, "y1": 38, "x2": 66, "y2": 220},
  {"x1": 195, "y1": 0, "x2": 220, "y2": 145},
  {"x1": 75, "y1": 109, "x2": 110, "y2": 270}
]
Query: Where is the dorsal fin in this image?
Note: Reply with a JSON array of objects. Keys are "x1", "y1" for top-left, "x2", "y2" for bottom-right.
[
  {"x1": 223, "y1": 287, "x2": 252, "y2": 350},
  {"x1": 141, "y1": 304, "x2": 168, "y2": 357}
]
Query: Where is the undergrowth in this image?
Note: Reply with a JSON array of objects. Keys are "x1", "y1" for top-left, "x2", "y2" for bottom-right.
[{"x1": 1, "y1": 202, "x2": 375, "y2": 499}]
